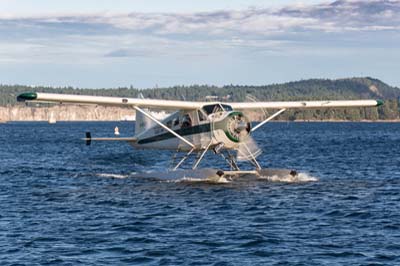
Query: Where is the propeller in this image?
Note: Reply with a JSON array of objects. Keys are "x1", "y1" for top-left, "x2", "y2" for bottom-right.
[
  {"x1": 236, "y1": 130, "x2": 262, "y2": 162},
  {"x1": 227, "y1": 112, "x2": 262, "y2": 162},
  {"x1": 235, "y1": 94, "x2": 270, "y2": 163}
]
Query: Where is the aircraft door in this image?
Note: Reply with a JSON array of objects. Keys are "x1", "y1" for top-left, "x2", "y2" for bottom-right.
[
  {"x1": 178, "y1": 111, "x2": 197, "y2": 149},
  {"x1": 194, "y1": 110, "x2": 212, "y2": 149}
]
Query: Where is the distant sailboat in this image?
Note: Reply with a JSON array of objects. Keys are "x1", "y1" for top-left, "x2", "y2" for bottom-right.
[{"x1": 48, "y1": 112, "x2": 56, "y2": 124}]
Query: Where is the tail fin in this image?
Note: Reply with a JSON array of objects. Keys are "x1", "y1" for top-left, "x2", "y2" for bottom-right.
[
  {"x1": 134, "y1": 93, "x2": 155, "y2": 136},
  {"x1": 135, "y1": 108, "x2": 155, "y2": 136},
  {"x1": 85, "y1": 132, "x2": 92, "y2": 145}
]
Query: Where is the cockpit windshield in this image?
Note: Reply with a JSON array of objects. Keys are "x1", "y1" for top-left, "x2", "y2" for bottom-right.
[
  {"x1": 202, "y1": 104, "x2": 233, "y2": 115},
  {"x1": 221, "y1": 104, "x2": 233, "y2": 112}
]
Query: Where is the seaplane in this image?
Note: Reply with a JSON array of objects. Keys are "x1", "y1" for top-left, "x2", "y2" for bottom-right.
[{"x1": 17, "y1": 92, "x2": 383, "y2": 181}]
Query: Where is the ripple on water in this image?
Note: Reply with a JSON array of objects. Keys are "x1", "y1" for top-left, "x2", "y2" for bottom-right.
[{"x1": 1, "y1": 122, "x2": 400, "y2": 265}]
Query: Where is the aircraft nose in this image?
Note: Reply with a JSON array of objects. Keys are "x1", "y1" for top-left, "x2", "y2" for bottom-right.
[
  {"x1": 223, "y1": 111, "x2": 252, "y2": 143},
  {"x1": 235, "y1": 121, "x2": 248, "y2": 131}
]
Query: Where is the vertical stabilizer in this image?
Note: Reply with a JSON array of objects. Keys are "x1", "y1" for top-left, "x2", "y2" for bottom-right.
[
  {"x1": 135, "y1": 93, "x2": 155, "y2": 135},
  {"x1": 135, "y1": 108, "x2": 155, "y2": 136}
]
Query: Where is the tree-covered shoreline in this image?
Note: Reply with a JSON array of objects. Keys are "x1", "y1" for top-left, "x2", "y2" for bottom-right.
[{"x1": 1, "y1": 77, "x2": 399, "y2": 121}]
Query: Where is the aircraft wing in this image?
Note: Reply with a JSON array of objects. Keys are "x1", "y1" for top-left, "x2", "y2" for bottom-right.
[
  {"x1": 17, "y1": 92, "x2": 204, "y2": 110},
  {"x1": 229, "y1": 100, "x2": 383, "y2": 110},
  {"x1": 18, "y1": 92, "x2": 383, "y2": 110}
]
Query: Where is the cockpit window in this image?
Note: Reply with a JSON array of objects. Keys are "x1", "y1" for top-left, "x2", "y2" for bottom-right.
[
  {"x1": 221, "y1": 104, "x2": 233, "y2": 111},
  {"x1": 202, "y1": 104, "x2": 233, "y2": 115},
  {"x1": 203, "y1": 104, "x2": 219, "y2": 115}
]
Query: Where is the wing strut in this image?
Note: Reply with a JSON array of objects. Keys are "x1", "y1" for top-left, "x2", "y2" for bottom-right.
[
  {"x1": 84, "y1": 132, "x2": 137, "y2": 145},
  {"x1": 134, "y1": 106, "x2": 195, "y2": 148},
  {"x1": 172, "y1": 147, "x2": 195, "y2": 171},
  {"x1": 251, "y1": 108, "x2": 286, "y2": 132}
]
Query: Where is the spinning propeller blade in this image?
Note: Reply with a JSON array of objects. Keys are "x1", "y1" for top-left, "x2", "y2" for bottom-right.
[{"x1": 236, "y1": 126, "x2": 262, "y2": 162}]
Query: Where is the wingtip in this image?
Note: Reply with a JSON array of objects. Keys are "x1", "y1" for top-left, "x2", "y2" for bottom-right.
[
  {"x1": 17, "y1": 92, "x2": 37, "y2": 102},
  {"x1": 376, "y1": 99, "x2": 384, "y2": 107}
]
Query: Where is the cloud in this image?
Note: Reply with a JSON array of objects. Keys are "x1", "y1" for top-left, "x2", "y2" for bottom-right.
[
  {"x1": 277, "y1": 0, "x2": 400, "y2": 32},
  {"x1": 1, "y1": 1, "x2": 399, "y2": 37},
  {"x1": 0, "y1": 0, "x2": 399, "y2": 63},
  {"x1": 104, "y1": 48, "x2": 162, "y2": 58},
  {"x1": 104, "y1": 49, "x2": 135, "y2": 57}
]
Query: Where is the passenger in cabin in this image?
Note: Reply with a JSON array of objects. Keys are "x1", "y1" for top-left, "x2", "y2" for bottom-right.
[
  {"x1": 181, "y1": 114, "x2": 192, "y2": 128},
  {"x1": 173, "y1": 118, "x2": 179, "y2": 128}
]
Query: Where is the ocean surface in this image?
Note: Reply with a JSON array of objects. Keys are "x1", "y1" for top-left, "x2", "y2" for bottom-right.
[{"x1": 1, "y1": 122, "x2": 399, "y2": 265}]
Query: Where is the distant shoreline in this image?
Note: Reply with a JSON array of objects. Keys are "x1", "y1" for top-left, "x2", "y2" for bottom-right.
[{"x1": 1, "y1": 106, "x2": 399, "y2": 123}]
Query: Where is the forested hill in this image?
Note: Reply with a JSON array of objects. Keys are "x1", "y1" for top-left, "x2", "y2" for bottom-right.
[{"x1": 1, "y1": 77, "x2": 399, "y2": 120}]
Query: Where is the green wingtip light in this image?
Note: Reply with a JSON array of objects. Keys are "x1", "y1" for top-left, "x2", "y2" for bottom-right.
[
  {"x1": 376, "y1": 99, "x2": 384, "y2": 107},
  {"x1": 17, "y1": 92, "x2": 37, "y2": 101}
]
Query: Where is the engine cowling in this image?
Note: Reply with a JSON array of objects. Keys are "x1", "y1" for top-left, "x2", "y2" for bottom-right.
[{"x1": 225, "y1": 112, "x2": 251, "y2": 142}]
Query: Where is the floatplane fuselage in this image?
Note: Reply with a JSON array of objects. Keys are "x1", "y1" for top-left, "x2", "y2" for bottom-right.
[
  {"x1": 115, "y1": 102, "x2": 259, "y2": 171},
  {"x1": 133, "y1": 104, "x2": 250, "y2": 151}
]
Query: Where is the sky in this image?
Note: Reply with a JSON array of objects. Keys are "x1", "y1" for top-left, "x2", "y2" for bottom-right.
[{"x1": 0, "y1": 0, "x2": 399, "y2": 88}]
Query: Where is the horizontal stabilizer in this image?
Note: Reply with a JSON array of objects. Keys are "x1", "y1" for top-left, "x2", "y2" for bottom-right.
[{"x1": 84, "y1": 131, "x2": 136, "y2": 145}]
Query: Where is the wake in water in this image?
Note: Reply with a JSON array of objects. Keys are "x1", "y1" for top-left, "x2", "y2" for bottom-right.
[
  {"x1": 259, "y1": 172, "x2": 318, "y2": 183},
  {"x1": 176, "y1": 176, "x2": 231, "y2": 184},
  {"x1": 95, "y1": 171, "x2": 317, "y2": 184},
  {"x1": 96, "y1": 171, "x2": 233, "y2": 184},
  {"x1": 96, "y1": 173, "x2": 129, "y2": 179}
]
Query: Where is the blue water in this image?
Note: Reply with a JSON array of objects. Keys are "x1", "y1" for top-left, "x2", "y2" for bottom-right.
[{"x1": 1, "y1": 122, "x2": 399, "y2": 265}]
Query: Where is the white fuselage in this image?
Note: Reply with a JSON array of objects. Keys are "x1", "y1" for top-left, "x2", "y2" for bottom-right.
[{"x1": 131, "y1": 106, "x2": 249, "y2": 152}]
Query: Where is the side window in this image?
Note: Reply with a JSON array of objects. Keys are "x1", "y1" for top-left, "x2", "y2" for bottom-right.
[
  {"x1": 173, "y1": 118, "x2": 179, "y2": 127},
  {"x1": 198, "y1": 110, "x2": 207, "y2": 121},
  {"x1": 203, "y1": 104, "x2": 216, "y2": 115},
  {"x1": 202, "y1": 104, "x2": 227, "y2": 115},
  {"x1": 181, "y1": 114, "x2": 192, "y2": 128},
  {"x1": 212, "y1": 105, "x2": 223, "y2": 113}
]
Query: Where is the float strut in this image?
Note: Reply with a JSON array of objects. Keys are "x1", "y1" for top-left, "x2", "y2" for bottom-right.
[{"x1": 173, "y1": 148, "x2": 195, "y2": 171}]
